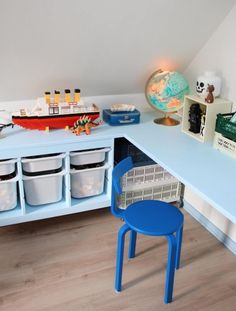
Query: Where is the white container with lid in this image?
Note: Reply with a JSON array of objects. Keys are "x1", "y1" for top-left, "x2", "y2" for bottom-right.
[
  {"x1": 22, "y1": 153, "x2": 65, "y2": 173},
  {"x1": 70, "y1": 164, "x2": 109, "y2": 198},
  {"x1": 23, "y1": 170, "x2": 64, "y2": 206},
  {"x1": 70, "y1": 148, "x2": 110, "y2": 166}
]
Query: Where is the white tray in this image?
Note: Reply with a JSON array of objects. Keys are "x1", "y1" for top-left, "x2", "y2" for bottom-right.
[
  {"x1": 22, "y1": 154, "x2": 65, "y2": 173},
  {"x1": 70, "y1": 148, "x2": 110, "y2": 166}
]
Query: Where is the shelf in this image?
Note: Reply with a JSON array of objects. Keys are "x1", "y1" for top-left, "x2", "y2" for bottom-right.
[
  {"x1": 0, "y1": 203, "x2": 23, "y2": 226},
  {"x1": 71, "y1": 193, "x2": 110, "y2": 212},
  {"x1": 25, "y1": 197, "x2": 67, "y2": 215},
  {"x1": 182, "y1": 95, "x2": 232, "y2": 143},
  {"x1": 0, "y1": 140, "x2": 113, "y2": 226},
  {"x1": 182, "y1": 130, "x2": 204, "y2": 142}
]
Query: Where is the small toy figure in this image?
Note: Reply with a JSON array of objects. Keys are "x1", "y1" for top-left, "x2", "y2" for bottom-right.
[
  {"x1": 189, "y1": 103, "x2": 202, "y2": 134},
  {"x1": 70, "y1": 116, "x2": 102, "y2": 135},
  {"x1": 200, "y1": 113, "x2": 206, "y2": 137},
  {"x1": 205, "y1": 84, "x2": 215, "y2": 103}
]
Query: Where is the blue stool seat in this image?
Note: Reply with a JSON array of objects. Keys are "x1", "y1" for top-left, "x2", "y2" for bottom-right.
[
  {"x1": 111, "y1": 157, "x2": 184, "y2": 304},
  {"x1": 124, "y1": 200, "x2": 183, "y2": 236}
]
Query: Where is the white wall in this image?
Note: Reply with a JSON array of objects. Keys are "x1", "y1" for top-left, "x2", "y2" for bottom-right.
[
  {"x1": 184, "y1": 4, "x2": 236, "y2": 242},
  {"x1": 185, "y1": 4, "x2": 236, "y2": 110},
  {"x1": 0, "y1": 0, "x2": 235, "y2": 101}
]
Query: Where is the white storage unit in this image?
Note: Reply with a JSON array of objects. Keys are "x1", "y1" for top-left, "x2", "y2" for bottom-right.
[
  {"x1": 23, "y1": 170, "x2": 64, "y2": 206},
  {"x1": 70, "y1": 164, "x2": 109, "y2": 198},
  {"x1": 0, "y1": 137, "x2": 113, "y2": 226},
  {"x1": 0, "y1": 176, "x2": 18, "y2": 211}
]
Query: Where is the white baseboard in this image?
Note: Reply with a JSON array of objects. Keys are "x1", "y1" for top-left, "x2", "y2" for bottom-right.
[{"x1": 184, "y1": 201, "x2": 236, "y2": 255}]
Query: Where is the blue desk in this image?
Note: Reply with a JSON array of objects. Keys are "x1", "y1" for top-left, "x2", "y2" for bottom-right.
[{"x1": 1, "y1": 112, "x2": 236, "y2": 225}]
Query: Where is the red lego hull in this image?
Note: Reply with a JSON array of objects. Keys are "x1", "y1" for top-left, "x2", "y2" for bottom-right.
[{"x1": 12, "y1": 112, "x2": 100, "y2": 130}]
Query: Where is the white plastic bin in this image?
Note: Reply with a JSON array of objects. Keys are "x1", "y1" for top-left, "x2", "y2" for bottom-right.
[
  {"x1": 0, "y1": 176, "x2": 18, "y2": 211},
  {"x1": 23, "y1": 170, "x2": 64, "y2": 206},
  {"x1": 70, "y1": 164, "x2": 109, "y2": 198},
  {"x1": 0, "y1": 159, "x2": 16, "y2": 176},
  {"x1": 70, "y1": 148, "x2": 110, "y2": 166},
  {"x1": 22, "y1": 153, "x2": 65, "y2": 173},
  {"x1": 118, "y1": 182, "x2": 181, "y2": 209},
  {"x1": 121, "y1": 163, "x2": 178, "y2": 189}
]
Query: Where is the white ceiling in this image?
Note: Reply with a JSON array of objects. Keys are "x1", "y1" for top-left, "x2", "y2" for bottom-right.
[{"x1": 0, "y1": 0, "x2": 235, "y2": 101}]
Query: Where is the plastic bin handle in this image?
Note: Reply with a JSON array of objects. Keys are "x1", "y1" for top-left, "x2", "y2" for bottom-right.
[
  {"x1": 22, "y1": 169, "x2": 65, "y2": 180},
  {"x1": 0, "y1": 174, "x2": 19, "y2": 184},
  {"x1": 0, "y1": 158, "x2": 17, "y2": 164},
  {"x1": 21, "y1": 153, "x2": 66, "y2": 163},
  {"x1": 119, "y1": 119, "x2": 135, "y2": 124}
]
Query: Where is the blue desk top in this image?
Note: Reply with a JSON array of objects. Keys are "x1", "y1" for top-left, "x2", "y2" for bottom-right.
[{"x1": 1, "y1": 112, "x2": 236, "y2": 223}]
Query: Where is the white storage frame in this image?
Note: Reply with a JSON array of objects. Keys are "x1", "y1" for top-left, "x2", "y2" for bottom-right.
[
  {"x1": 0, "y1": 139, "x2": 114, "y2": 226},
  {"x1": 182, "y1": 95, "x2": 232, "y2": 143}
]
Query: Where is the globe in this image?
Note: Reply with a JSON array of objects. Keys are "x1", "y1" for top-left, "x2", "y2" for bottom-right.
[{"x1": 145, "y1": 70, "x2": 189, "y2": 126}]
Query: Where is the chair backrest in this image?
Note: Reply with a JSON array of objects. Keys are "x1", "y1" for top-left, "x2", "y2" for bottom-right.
[{"x1": 111, "y1": 156, "x2": 133, "y2": 218}]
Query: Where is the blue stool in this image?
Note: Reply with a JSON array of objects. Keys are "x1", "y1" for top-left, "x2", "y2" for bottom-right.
[{"x1": 111, "y1": 157, "x2": 184, "y2": 304}]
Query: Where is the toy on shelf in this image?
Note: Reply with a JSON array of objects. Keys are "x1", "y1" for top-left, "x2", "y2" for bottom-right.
[
  {"x1": 188, "y1": 103, "x2": 202, "y2": 134},
  {"x1": 196, "y1": 71, "x2": 221, "y2": 98},
  {"x1": 205, "y1": 84, "x2": 215, "y2": 103},
  {"x1": 103, "y1": 104, "x2": 140, "y2": 126},
  {"x1": 70, "y1": 116, "x2": 102, "y2": 135},
  {"x1": 12, "y1": 89, "x2": 100, "y2": 131}
]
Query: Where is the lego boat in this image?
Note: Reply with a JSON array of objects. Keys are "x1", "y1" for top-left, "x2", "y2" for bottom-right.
[{"x1": 12, "y1": 97, "x2": 100, "y2": 131}]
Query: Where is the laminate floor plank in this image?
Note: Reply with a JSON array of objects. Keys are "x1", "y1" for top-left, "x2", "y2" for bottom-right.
[{"x1": 0, "y1": 208, "x2": 235, "y2": 310}]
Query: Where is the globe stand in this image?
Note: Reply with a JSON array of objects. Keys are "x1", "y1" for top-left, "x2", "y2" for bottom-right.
[{"x1": 154, "y1": 113, "x2": 180, "y2": 126}]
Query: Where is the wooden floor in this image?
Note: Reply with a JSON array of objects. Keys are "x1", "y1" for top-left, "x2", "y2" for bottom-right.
[{"x1": 0, "y1": 208, "x2": 236, "y2": 311}]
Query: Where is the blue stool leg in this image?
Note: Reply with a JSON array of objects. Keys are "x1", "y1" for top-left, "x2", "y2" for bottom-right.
[
  {"x1": 115, "y1": 223, "x2": 130, "y2": 292},
  {"x1": 175, "y1": 225, "x2": 183, "y2": 270},
  {"x1": 128, "y1": 230, "x2": 137, "y2": 259},
  {"x1": 164, "y1": 234, "x2": 177, "y2": 304}
]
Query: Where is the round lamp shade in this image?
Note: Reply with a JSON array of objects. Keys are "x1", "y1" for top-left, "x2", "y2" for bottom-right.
[{"x1": 145, "y1": 70, "x2": 189, "y2": 125}]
